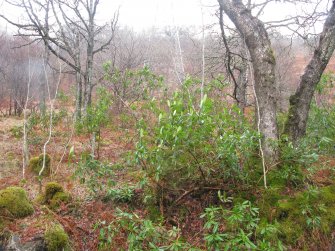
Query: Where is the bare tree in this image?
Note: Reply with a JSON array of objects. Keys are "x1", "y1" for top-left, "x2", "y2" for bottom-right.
[{"x1": 0, "y1": 0, "x2": 118, "y2": 119}]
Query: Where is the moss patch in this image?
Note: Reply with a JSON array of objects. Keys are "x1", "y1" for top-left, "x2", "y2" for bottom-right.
[
  {"x1": 257, "y1": 187, "x2": 284, "y2": 221},
  {"x1": 0, "y1": 187, "x2": 34, "y2": 218},
  {"x1": 44, "y1": 224, "x2": 70, "y2": 251},
  {"x1": 39, "y1": 182, "x2": 71, "y2": 210},
  {"x1": 29, "y1": 154, "x2": 51, "y2": 176},
  {"x1": 272, "y1": 185, "x2": 335, "y2": 246}
]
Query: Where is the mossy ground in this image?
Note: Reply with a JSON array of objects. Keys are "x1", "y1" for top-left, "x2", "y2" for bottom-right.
[
  {"x1": 44, "y1": 224, "x2": 70, "y2": 251},
  {"x1": 0, "y1": 187, "x2": 34, "y2": 218},
  {"x1": 39, "y1": 182, "x2": 71, "y2": 210},
  {"x1": 29, "y1": 154, "x2": 51, "y2": 176},
  {"x1": 256, "y1": 184, "x2": 335, "y2": 248}
]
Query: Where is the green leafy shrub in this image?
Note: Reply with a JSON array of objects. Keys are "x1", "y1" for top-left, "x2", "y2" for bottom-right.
[
  {"x1": 10, "y1": 125, "x2": 23, "y2": 138},
  {"x1": 56, "y1": 90, "x2": 70, "y2": 103},
  {"x1": 135, "y1": 89, "x2": 259, "y2": 206},
  {"x1": 29, "y1": 153, "x2": 51, "y2": 176},
  {"x1": 74, "y1": 154, "x2": 115, "y2": 195},
  {"x1": 44, "y1": 224, "x2": 70, "y2": 251},
  {"x1": 103, "y1": 63, "x2": 163, "y2": 112},
  {"x1": 104, "y1": 185, "x2": 136, "y2": 203},
  {"x1": 78, "y1": 87, "x2": 112, "y2": 157},
  {"x1": 96, "y1": 208, "x2": 194, "y2": 250},
  {"x1": 200, "y1": 198, "x2": 284, "y2": 250},
  {"x1": 0, "y1": 187, "x2": 34, "y2": 218}
]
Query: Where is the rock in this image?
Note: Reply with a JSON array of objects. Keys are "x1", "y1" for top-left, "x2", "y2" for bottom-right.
[
  {"x1": 0, "y1": 187, "x2": 34, "y2": 218},
  {"x1": 44, "y1": 224, "x2": 70, "y2": 251},
  {"x1": 38, "y1": 182, "x2": 71, "y2": 210},
  {"x1": 2, "y1": 234, "x2": 46, "y2": 251}
]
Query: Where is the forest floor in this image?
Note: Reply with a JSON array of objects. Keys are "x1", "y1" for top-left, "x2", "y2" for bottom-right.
[
  {"x1": 0, "y1": 112, "x2": 335, "y2": 250},
  {"x1": 0, "y1": 114, "x2": 138, "y2": 250}
]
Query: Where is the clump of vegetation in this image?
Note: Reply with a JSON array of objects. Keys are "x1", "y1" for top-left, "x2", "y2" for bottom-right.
[
  {"x1": 104, "y1": 185, "x2": 136, "y2": 203},
  {"x1": 201, "y1": 195, "x2": 284, "y2": 250},
  {"x1": 9, "y1": 125, "x2": 23, "y2": 138},
  {"x1": 39, "y1": 182, "x2": 71, "y2": 210},
  {"x1": 74, "y1": 153, "x2": 115, "y2": 196},
  {"x1": 78, "y1": 87, "x2": 112, "y2": 158},
  {"x1": 135, "y1": 88, "x2": 259, "y2": 207},
  {"x1": 44, "y1": 224, "x2": 70, "y2": 251},
  {"x1": 275, "y1": 185, "x2": 335, "y2": 247},
  {"x1": 96, "y1": 208, "x2": 192, "y2": 250},
  {"x1": 0, "y1": 187, "x2": 34, "y2": 218},
  {"x1": 29, "y1": 153, "x2": 51, "y2": 176}
]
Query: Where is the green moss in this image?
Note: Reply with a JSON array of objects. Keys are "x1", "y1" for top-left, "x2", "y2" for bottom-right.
[
  {"x1": 29, "y1": 154, "x2": 51, "y2": 176},
  {"x1": 258, "y1": 188, "x2": 284, "y2": 220},
  {"x1": 49, "y1": 192, "x2": 71, "y2": 210},
  {"x1": 320, "y1": 185, "x2": 335, "y2": 204},
  {"x1": 44, "y1": 182, "x2": 64, "y2": 202},
  {"x1": 44, "y1": 224, "x2": 70, "y2": 251},
  {"x1": 0, "y1": 187, "x2": 34, "y2": 218},
  {"x1": 272, "y1": 184, "x2": 335, "y2": 245},
  {"x1": 39, "y1": 182, "x2": 71, "y2": 210},
  {"x1": 278, "y1": 219, "x2": 304, "y2": 244}
]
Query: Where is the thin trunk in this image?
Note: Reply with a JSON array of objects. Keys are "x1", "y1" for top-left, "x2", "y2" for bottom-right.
[
  {"x1": 91, "y1": 131, "x2": 96, "y2": 158},
  {"x1": 284, "y1": 2, "x2": 335, "y2": 143},
  {"x1": 84, "y1": 0, "x2": 95, "y2": 113},
  {"x1": 76, "y1": 74, "x2": 82, "y2": 121},
  {"x1": 22, "y1": 46, "x2": 32, "y2": 179}
]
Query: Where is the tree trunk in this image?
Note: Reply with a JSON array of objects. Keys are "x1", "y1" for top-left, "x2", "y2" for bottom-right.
[
  {"x1": 284, "y1": 2, "x2": 335, "y2": 143},
  {"x1": 84, "y1": 0, "x2": 95, "y2": 113},
  {"x1": 218, "y1": 0, "x2": 279, "y2": 164},
  {"x1": 236, "y1": 53, "x2": 248, "y2": 112},
  {"x1": 75, "y1": 71, "x2": 82, "y2": 121}
]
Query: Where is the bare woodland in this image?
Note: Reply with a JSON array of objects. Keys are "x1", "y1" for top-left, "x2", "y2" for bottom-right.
[{"x1": 0, "y1": 0, "x2": 335, "y2": 250}]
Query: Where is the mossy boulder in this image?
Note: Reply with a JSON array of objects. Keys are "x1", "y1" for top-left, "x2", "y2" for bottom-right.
[
  {"x1": 40, "y1": 182, "x2": 71, "y2": 210},
  {"x1": 44, "y1": 224, "x2": 70, "y2": 251},
  {"x1": 29, "y1": 154, "x2": 51, "y2": 176},
  {"x1": 0, "y1": 187, "x2": 34, "y2": 218}
]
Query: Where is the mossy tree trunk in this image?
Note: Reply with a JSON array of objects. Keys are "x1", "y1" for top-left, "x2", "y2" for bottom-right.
[{"x1": 284, "y1": 2, "x2": 335, "y2": 143}]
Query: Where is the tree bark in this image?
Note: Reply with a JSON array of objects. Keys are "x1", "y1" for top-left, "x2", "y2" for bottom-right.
[
  {"x1": 218, "y1": 0, "x2": 279, "y2": 164},
  {"x1": 284, "y1": 2, "x2": 335, "y2": 143}
]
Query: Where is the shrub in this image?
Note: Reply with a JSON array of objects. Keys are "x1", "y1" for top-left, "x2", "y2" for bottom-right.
[
  {"x1": 96, "y1": 208, "x2": 193, "y2": 250},
  {"x1": 135, "y1": 90, "x2": 259, "y2": 205},
  {"x1": 0, "y1": 187, "x2": 34, "y2": 218},
  {"x1": 9, "y1": 125, "x2": 23, "y2": 138},
  {"x1": 104, "y1": 185, "x2": 135, "y2": 203},
  {"x1": 44, "y1": 224, "x2": 70, "y2": 251},
  {"x1": 29, "y1": 154, "x2": 51, "y2": 176},
  {"x1": 74, "y1": 154, "x2": 115, "y2": 195},
  {"x1": 201, "y1": 197, "x2": 284, "y2": 250}
]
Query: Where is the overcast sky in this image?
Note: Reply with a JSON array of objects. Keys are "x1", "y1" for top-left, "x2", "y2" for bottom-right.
[
  {"x1": 0, "y1": 0, "x2": 331, "y2": 33},
  {"x1": 97, "y1": 0, "x2": 216, "y2": 31}
]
